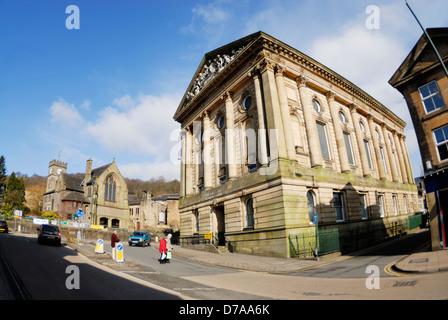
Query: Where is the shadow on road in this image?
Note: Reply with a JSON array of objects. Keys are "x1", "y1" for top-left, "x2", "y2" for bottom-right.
[{"x1": 0, "y1": 233, "x2": 183, "y2": 300}]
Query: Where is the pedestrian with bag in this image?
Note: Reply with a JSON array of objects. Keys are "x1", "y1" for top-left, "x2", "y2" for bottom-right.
[
  {"x1": 158, "y1": 235, "x2": 167, "y2": 264},
  {"x1": 166, "y1": 234, "x2": 173, "y2": 263}
]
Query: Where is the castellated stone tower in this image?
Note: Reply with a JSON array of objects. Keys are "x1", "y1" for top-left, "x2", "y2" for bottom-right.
[{"x1": 46, "y1": 160, "x2": 67, "y2": 193}]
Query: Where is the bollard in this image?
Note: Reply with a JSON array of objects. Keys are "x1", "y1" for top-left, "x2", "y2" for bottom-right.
[
  {"x1": 95, "y1": 239, "x2": 104, "y2": 254},
  {"x1": 115, "y1": 243, "x2": 124, "y2": 263}
]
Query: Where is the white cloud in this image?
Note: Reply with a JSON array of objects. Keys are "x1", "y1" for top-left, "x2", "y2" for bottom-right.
[
  {"x1": 49, "y1": 98, "x2": 83, "y2": 126},
  {"x1": 80, "y1": 100, "x2": 91, "y2": 110},
  {"x1": 46, "y1": 92, "x2": 183, "y2": 180},
  {"x1": 192, "y1": 2, "x2": 230, "y2": 25},
  {"x1": 85, "y1": 93, "x2": 181, "y2": 156},
  {"x1": 112, "y1": 94, "x2": 135, "y2": 110},
  {"x1": 120, "y1": 160, "x2": 179, "y2": 181}
]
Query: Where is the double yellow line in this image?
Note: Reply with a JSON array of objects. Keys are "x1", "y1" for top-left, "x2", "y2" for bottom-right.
[{"x1": 384, "y1": 255, "x2": 410, "y2": 277}]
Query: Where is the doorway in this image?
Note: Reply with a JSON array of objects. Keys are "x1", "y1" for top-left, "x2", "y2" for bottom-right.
[{"x1": 213, "y1": 205, "x2": 225, "y2": 246}]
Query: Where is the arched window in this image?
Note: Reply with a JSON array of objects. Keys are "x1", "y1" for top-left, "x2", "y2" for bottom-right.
[
  {"x1": 307, "y1": 191, "x2": 316, "y2": 224},
  {"x1": 105, "y1": 176, "x2": 116, "y2": 202},
  {"x1": 244, "y1": 119, "x2": 257, "y2": 172}
]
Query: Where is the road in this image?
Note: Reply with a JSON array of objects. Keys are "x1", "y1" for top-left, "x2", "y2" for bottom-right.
[
  {"x1": 1, "y1": 229, "x2": 447, "y2": 300},
  {"x1": 0, "y1": 232, "x2": 183, "y2": 300}
]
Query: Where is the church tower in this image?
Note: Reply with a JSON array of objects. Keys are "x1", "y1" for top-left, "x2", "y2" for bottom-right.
[{"x1": 46, "y1": 160, "x2": 67, "y2": 193}]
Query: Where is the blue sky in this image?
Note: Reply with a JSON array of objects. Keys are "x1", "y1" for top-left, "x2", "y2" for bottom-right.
[{"x1": 0, "y1": 0, "x2": 447, "y2": 181}]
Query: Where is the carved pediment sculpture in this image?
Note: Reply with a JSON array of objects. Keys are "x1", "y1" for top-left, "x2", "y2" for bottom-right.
[{"x1": 184, "y1": 46, "x2": 246, "y2": 105}]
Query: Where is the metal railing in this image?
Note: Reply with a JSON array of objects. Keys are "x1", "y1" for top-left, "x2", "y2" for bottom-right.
[{"x1": 289, "y1": 228, "x2": 340, "y2": 259}]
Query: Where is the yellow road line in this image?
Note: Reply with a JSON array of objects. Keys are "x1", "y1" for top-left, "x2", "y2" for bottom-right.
[{"x1": 384, "y1": 255, "x2": 410, "y2": 277}]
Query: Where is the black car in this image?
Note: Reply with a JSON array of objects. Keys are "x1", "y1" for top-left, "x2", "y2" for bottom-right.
[
  {"x1": 0, "y1": 220, "x2": 8, "y2": 233},
  {"x1": 37, "y1": 224, "x2": 61, "y2": 246}
]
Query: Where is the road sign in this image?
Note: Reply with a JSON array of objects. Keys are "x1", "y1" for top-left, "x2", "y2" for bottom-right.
[
  {"x1": 13, "y1": 209, "x2": 22, "y2": 217},
  {"x1": 115, "y1": 243, "x2": 124, "y2": 263},
  {"x1": 76, "y1": 209, "x2": 83, "y2": 217},
  {"x1": 313, "y1": 213, "x2": 318, "y2": 223},
  {"x1": 95, "y1": 239, "x2": 104, "y2": 254},
  {"x1": 204, "y1": 233, "x2": 213, "y2": 240}
]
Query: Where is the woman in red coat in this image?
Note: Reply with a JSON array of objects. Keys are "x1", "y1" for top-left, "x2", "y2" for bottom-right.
[{"x1": 158, "y1": 236, "x2": 167, "y2": 263}]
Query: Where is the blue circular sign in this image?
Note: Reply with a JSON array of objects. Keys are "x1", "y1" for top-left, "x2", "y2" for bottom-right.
[
  {"x1": 117, "y1": 244, "x2": 123, "y2": 250},
  {"x1": 98, "y1": 239, "x2": 103, "y2": 244},
  {"x1": 76, "y1": 209, "x2": 83, "y2": 217}
]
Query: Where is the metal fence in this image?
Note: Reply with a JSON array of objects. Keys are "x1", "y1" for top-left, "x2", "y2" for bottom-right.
[
  {"x1": 289, "y1": 228, "x2": 339, "y2": 259},
  {"x1": 289, "y1": 214, "x2": 424, "y2": 259}
]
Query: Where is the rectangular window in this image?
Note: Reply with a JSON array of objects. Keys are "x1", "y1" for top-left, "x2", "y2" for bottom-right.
[
  {"x1": 378, "y1": 195, "x2": 385, "y2": 218},
  {"x1": 380, "y1": 146, "x2": 388, "y2": 173},
  {"x1": 392, "y1": 195, "x2": 398, "y2": 216},
  {"x1": 343, "y1": 132, "x2": 355, "y2": 165},
  {"x1": 433, "y1": 125, "x2": 448, "y2": 161},
  {"x1": 317, "y1": 122, "x2": 331, "y2": 160},
  {"x1": 364, "y1": 140, "x2": 373, "y2": 169},
  {"x1": 403, "y1": 196, "x2": 408, "y2": 215},
  {"x1": 360, "y1": 194, "x2": 368, "y2": 220},
  {"x1": 418, "y1": 80, "x2": 445, "y2": 113},
  {"x1": 333, "y1": 192, "x2": 345, "y2": 222}
]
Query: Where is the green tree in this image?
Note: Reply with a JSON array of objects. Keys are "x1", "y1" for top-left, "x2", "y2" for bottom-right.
[
  {"x1": 42, "y1": 211, "x2": 59, "y2": 221},
  {"x1": 0, "y1": 156, "x2": 6, "y2": 217},
  {"x1": 0, "y1": 155, "x2": 6, "y2": 186},
  {"x1": 4, "y1": 172, "x2": 29, "y2": 214}
]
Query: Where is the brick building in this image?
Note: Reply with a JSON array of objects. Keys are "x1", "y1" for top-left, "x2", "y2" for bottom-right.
[{"x1": 389, "y1": 28, "x2": 448, "y2": 250}]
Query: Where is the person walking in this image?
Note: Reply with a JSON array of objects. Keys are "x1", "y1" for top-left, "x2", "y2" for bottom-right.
[
  {"x1": 158, "y1": 235, "x2": 167, "y2": 264},
  {"x1": 165, "y1": 234, "x2": 173, "y2": 263}
]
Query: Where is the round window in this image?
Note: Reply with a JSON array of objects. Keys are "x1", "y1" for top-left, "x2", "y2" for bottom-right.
[
  {"x1": 243, "y1": 96, "x2": 252, "y2": 111},
  {"x1": 217, "y1": 115, "x2": 225, "y2": 129}
]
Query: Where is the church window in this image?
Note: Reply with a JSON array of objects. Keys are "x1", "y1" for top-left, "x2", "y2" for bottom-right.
[{"x1": 105, "y1": 176, "x2": 116, "y2": 202}]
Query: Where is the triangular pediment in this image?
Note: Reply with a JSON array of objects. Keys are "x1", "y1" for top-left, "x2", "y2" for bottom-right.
[
  {"x1": 174, "y1": 31, "x2": 263, "y2": 120},
  {"x1": 389, "y1": 28, "x2": 448, "y2": 88}
]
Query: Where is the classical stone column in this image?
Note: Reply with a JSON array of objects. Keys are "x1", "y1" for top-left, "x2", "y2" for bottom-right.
[
  {"x1": 393, "y1": 131, "x2": 408, "y2": 183},
  {"x1": 202, "y1": 111, "x2": 213, "y2": 189},
  {"x1": 367, "y1": 115, "x2": 386, "y2": 180},
  {"x1": 252, "y1": 69, "x2": 268, "y2": 166},
  {"x1": 184, "y1": 126, "x2": 193, "y2": 195},
  {"x1": 180, "y1": 129, "x2": 186, "y2": 197},
  {"x1": 260, "y1": 59, "x2": 287, "y2": 160},
  {"x1": 399, "y1": 134, "x2": 414, "y2": 183},
  {"x1": 224, "y1": 92, "x2": 237, "y2": 179},
  {"x1": 382, "y1": 124, "x2": 398, "y2": 182},
  {"x1": 275, "y1": 66, "x2": 296, "y2": 160},
  {"x1": 296, "y1": 75, "x2": 322, "y2": 167},
  {"x1": 349, "y1": 105, "x2": 370, "y2": 176},
  {"x1": 327, "y1": 91, "x2": 350, "y2": 173}
]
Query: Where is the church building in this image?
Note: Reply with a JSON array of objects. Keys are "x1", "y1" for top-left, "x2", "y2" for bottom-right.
[
  {"x1": 43, "y1": 158, "x2": 131, "y2": 229},
  {"x1": 174, "y1": 31, "x2": 419, "y2": 258}
]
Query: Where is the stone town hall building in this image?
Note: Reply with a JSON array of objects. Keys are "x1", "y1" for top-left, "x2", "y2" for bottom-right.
[{"x1": 174, "y1": 32, "x2": 419, "y2": 258}]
